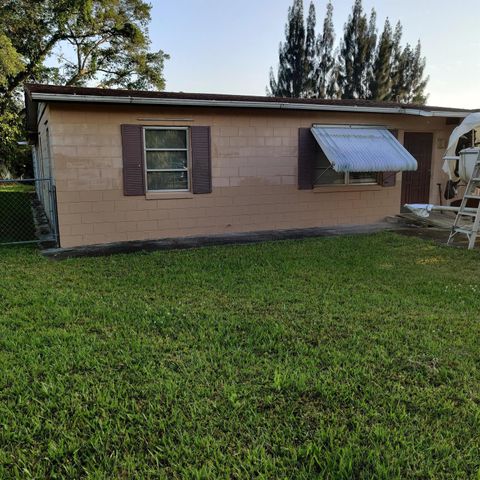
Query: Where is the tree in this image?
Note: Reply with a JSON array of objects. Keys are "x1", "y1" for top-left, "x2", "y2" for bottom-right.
[
  {"x1": 388, "y1": 24, "x2": 428, "y2": 103},
  {"x1": 303, "y1": 2, "x2": 317, "y2": 98},
  {"x1": 363, "y1": 10, "x2": 377, "y2": 97},
  {"x1": 268, "y1": 0, "x2": 429, "y2": 104},
  {"x1": 0, "y1": 0, "x2": 168, "y2": 102},
  {"x1": 0, "y1": 33, "x2": 28, "y2": 174},
  {"x1": 405, "y1": 41, "x2": 429, "y2": 103},
  {"x1": 389, "y1": 22, "x2": 409, "y2": 102},
  {"x1": 0, "y1": 0, "x2": 168, "y2": 175},
  {"x1": 0, "y1": 106, "x2": 30, "y2": 176},
  {"x1": 369, "y1": 18, "x2": 394, "y2": 100},
  {"x1": 316, "y1": 1, "x2": 335, "y2": 99},
  {"x1": 0, "y1": 34, "x2": 23, "y2": 89},
  {"x1": 269, "y1": 0, "x2": 306, "y2": 97},
  {"x1": 336, "y1": 0, "x2": 377, "y2": 99}
]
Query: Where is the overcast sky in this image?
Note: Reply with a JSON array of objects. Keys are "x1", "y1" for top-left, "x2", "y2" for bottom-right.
[{"x1": 150, "y1": 0, "x2": 480, "y2": 108}]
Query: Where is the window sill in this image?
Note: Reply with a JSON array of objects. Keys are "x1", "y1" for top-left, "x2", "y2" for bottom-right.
[
  {"x1": 145, "y1": 192, "x2": 194, "y2": 200},
  {"x1": 313, "y1": 184, "x2": 382, "y2": 193}
]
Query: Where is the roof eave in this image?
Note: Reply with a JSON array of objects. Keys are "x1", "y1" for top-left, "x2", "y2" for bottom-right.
[{"x1": 29, "y1": 92, "x2": 469, "y2": 118}]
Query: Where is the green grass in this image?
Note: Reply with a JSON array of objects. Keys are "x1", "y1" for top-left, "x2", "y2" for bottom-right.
[
  {"x1": 0, "y1": 185, "x2": 36, "y2": 243},
  {"x1": 1, "y1": 233, "x2": 479, "y2": 479}
]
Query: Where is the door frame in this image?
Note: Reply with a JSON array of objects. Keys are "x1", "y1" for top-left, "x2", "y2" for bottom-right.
[{"x1": 401, "y1": 131, "x2": 433, "y2": 206}]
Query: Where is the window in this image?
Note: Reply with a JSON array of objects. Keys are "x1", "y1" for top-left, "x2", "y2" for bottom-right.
[
  {"x1": 314, "y1": 148, "x2": 377, "y2": 186},
  {"x1": 144, "y1": 127, "x2": 189, "y2": 192}
]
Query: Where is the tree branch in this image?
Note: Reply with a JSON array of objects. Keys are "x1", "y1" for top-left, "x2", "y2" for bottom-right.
[{"x1": 65, "y1": 33, "x2": 114, "y2": 85}]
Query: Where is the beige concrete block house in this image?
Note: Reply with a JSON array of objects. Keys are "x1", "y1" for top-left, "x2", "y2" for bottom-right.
[{"x1": 25, "y1": 84, "x2": 473, "y2": 249}]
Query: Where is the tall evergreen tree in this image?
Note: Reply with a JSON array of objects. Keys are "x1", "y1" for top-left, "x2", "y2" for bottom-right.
[
  {"x1": 335, "y1": 3, "x2": 358, "y2": 99},
  {"x1": 406, "y1": 41, "x2": 429, "y2": 103},
  {"x1": 316, "y1": 1, "x2": 335, "y2": 99},
  {"x1": 369, "y1": 18, "x2": 394, "y2": 100},
  {"x1": 303, "y1": 2, "x2": 317, "y2": 97},
  {"x1": 336, "y1": 0, "x2": 377, "y2": 99},
  {"x1": 268, "y1": 0, "x2": 429, "y2": 103},
  {"x1": 388, "y1": 22, "x2": 428, "y2": 103},
  {"x1": 389, "y1": 22, "x2": 409, "y2": 101},
  {"x1": 363, "y1": 10, "x2": 377, "y2": 97},
  {"x1": 269, "y1": 0, "x2": 306, "y2": 97}
]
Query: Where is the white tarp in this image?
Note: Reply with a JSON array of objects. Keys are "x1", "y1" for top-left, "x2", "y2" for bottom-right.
[
  {"x1": 310, "y1": 125, "x2": 418, "y2": 172},
  {"x1": 444, "y1": 112, "x2": 480, "y2": 157},
  {"x1": 404, "y1": 203, "x2": 434, "y2": 218}
]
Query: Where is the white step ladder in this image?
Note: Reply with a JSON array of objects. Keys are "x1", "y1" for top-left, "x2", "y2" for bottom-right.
[{"x1": 447, "y1": 153, "x2": 480, "y2": 250}]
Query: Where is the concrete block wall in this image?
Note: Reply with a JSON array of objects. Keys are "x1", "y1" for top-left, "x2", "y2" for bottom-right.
[{"x1": 46, "y1": 104, "x2": 453, "y2": 247}]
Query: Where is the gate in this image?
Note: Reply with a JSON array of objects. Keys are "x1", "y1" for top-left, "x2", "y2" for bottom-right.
[{"x1": 0, "y1": 178, "x2": 58, "y2": 246}]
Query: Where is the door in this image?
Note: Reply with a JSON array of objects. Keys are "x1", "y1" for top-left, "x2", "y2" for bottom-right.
[{"x1": 401, "y1": 132, "x2": 433, "y2": 205}]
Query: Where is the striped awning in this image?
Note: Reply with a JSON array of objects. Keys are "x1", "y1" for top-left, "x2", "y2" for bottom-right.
[{"x1": 310, "y1": 125, "x2": 418, "y2": 172}]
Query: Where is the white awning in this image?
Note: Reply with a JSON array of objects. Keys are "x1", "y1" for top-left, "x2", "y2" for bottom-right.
[{"x1": 310, "y1": 125, "x2": 418, "y2": 172}]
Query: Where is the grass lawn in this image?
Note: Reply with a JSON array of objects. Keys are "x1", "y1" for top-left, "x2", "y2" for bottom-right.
[
  {"x1": 1, "y1": 233, "x2": 479, "y2": 479},
  {"x1": 0, "y1": 184, "x2": 36, "y2": 243}
]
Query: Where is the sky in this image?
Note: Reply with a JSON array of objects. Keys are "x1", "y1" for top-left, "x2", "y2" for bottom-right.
[{"x1": 149, "y1": 0, "x2": 480, "y2": 108}]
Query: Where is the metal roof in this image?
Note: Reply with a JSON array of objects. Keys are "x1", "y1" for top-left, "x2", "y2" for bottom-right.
[
  {"x1": 310, "y1": 125, "x2": 418, "y2": 172},
  {"x1": 24, "y1": 84, "x2": 475, "y2": 144},
  {"x1": 24, "y1": 83, "x2": 475, "y2": 114}
]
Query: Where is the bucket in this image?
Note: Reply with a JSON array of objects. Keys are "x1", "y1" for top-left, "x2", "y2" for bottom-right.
[{"x1": 458, "y1": 148, "x2": 480, "y2": 182}]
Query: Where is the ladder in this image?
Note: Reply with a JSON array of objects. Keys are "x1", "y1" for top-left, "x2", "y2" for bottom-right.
[{"x1": 447, "y1": 153, "x2": 480, "y2": 250}]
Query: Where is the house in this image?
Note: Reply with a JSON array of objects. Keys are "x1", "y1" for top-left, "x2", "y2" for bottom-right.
[{"x1": 24, "y1": 84, "x2": 473, "y2": 249}]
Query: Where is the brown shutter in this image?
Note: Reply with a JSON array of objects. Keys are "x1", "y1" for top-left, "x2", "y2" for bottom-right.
[
  {"x1": 121, "y1": 124, "x2": 145, "y2": 196},
  {"x1": 378, "y1": 129, "x2": 399, "y2": 187},
  {"x1": 191, "y1": 126, "x2": 212, "y2": 194},
  {"x1": 379, "y1": 171, "x2": 397, "y2": 187},
  {"x1": 298, "y1": 128, "x2": 317, "y2": 190}
]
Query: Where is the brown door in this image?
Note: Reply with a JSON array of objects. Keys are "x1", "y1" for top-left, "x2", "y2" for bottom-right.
[{"x1": 401, "y1": 132, "x2": 433, "y2": 205}]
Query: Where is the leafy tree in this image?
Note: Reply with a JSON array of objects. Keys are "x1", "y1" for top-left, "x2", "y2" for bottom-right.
[
  {"x1": 0, "y1": 34, "x2": 23, "y2": 89},
  {"x1": 0, "y1": 0, "x2": 168, "y2": 176},
  {"x1": 0, "y1": 107, "x2": 30, "y2": 176},
  {"x1": 0, "y1": 0, "x2": 168, "y2": 102},
  {"x1": 0, "y1": 33, "x2": 28, "y2": 174},
  {"x1": 269, "y1": 0, "x2": 306, "y2": 97},
  {"x1": 316, "y1": 1, "x2": 335, "y2": 99}
]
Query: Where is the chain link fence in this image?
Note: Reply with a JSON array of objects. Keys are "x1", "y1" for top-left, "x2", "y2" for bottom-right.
[{"x1": 0, "y1": 178, "x2": 58, "y2": 246}]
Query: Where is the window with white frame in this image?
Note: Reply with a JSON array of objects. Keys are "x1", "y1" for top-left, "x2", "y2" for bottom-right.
[
  {"x1": 314, "y1": 148, "x2": 378, "y2": 186},
  {"x1": 144, "y1": 127, "x2": 189, "y2": 191}
]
